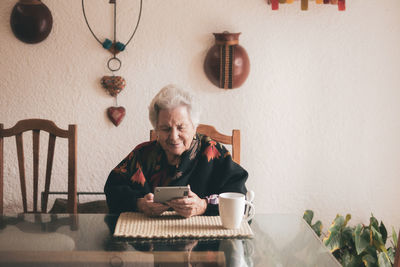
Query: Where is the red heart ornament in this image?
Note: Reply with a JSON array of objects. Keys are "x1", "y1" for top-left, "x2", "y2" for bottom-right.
[{"x1": 107, "y1": 106, "x2": 126, "y2": 126}]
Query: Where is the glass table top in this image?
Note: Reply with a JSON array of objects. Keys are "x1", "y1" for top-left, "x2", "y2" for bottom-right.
[{"x1": 0, "y1": 213, "x2": 340, "y2": 267}]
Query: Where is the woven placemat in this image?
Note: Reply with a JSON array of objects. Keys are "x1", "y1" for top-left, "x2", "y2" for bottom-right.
[{"x1": 114, "y1": 212, "x2": 253, "y2": 239}]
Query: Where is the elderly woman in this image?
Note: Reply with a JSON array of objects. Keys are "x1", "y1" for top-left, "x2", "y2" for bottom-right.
[{"x1": 104, "y1": 85, "x2": 248, "y2": 217}]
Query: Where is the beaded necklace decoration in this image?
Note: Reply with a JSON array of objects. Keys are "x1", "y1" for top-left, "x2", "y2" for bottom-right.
[{"x1": 82, "y1": 0, "x2": 143, "y2": 126}]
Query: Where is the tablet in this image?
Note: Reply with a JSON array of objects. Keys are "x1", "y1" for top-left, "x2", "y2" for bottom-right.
[{"x1": 154, "y1": 186, "x2": 189, "y2": 203}]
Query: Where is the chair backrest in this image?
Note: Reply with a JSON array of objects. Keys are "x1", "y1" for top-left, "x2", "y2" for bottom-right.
[
  {"x1": 0, "y1": 119, "x2": 77, "y2": 214},
  {"x1": 395, "y1": 230, "x2": 400, "y2": 267},
  {"x1": 150, "y1": 124, "x2": 240, "y2": 164}
]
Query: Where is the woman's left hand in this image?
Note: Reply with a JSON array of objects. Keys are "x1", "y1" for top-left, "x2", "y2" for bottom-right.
[{"x1": 167, "y1": 187, "x2": 207, "y2": 218}]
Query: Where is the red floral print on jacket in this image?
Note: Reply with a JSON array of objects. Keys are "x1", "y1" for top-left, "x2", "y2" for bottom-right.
[
  {"x1": 130, "y1": 162, "x2": 146, "y2": 186},
  {"x1": 203, "y1": 141, "x2": 221, "y2": 162},
  {"x1": 113, "y1": 162, "x2": 128, "y2": 174}
]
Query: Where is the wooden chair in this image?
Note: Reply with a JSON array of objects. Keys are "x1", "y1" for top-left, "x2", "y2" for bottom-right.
[
  {"x1": 0, "y1": 119, "x2": 77, "y2": 214},
  {"x1": 150, "y1": 124, "x2": 241, "y2": 164}
]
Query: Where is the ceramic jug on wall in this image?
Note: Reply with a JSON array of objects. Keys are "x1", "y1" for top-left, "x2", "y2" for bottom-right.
[
  {"x1": 204, "y1": 32, "x2": 250, "y2": 89},
  {"x1": 10, "y1": 0, "x2": 53, "y2": 44}
]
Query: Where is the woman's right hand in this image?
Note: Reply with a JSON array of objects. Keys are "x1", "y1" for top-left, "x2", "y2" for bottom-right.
[{"x1": 137, "y1": 193, "x2": 169, "y2": 216}]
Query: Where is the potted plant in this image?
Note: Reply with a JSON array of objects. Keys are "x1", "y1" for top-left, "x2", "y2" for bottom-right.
[{"x1": 304, "y1": 210, "x2": 398, "y2": 267}]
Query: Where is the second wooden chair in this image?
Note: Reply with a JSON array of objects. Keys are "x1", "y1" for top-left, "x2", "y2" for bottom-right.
[{"x1": 0, "y1": 119, "x2": 77, "y2": 214}]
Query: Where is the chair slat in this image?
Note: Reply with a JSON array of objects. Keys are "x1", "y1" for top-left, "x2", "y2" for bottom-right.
[
  {"x1": 232, "y1": 130, "x2": 240, "y2": 164},
  {"x1": 42, "y1": 134, "x2": 56, "y2": 213},
  {"x1": 15, "y1": 133, "x2": 27, "y2": 213},
  {"x1": 67, "y1": 125, "x2": 77, "y2": 214},
  {"x1": 0, "y1": 124, "x2": 3, "y2": 214},
  {"x1": 32, "y1": 130, "x2": 40, "y2": 212},
  {"x1": 196, "y1": 124, "x2": 232, "y2": 144},
  {"x1": 1, "y1": 119, "x2": 70, "y2": 138}
]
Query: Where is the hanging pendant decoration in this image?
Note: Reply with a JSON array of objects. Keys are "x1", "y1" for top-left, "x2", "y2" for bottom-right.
[
  {"x1": 107, "y1": 106, "x2": 126, "y2": 126},
  {"x1": 82, "y1": 0, "x2": 143, "y2": 127},
  {"x1": 10, "y1": 0, "x2": 53, "y2": 44},
  {"x1": 101, "y1": 76, "x2": 126, "y2": 97},
  {"x1": 204, "y1": 32, "x2": 250, "y2": 89},
  {"x1": 267, "y1": 0, "x2": 345, "y2": 11}
]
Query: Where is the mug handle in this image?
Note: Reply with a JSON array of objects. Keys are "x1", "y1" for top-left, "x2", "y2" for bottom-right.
[{"x1": 244, "y1": 201, "x2": 255, "y2": 221}]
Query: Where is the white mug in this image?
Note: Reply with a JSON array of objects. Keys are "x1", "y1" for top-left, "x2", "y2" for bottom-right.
[{"x1": 219, "y1": 192, "x2": 255, "y2": 229}]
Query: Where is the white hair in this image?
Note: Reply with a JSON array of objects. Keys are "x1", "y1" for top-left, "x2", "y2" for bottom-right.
[{"x1": 148, "y1": 84, "x2": 200, "y2": 129}]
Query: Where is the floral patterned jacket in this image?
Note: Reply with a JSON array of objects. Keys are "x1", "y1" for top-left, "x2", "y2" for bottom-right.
[{"x1": 104, "y1": 134, "x2": 248, "y2": 215}]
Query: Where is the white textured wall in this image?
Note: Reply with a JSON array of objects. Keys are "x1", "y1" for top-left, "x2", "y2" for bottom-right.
[{"x1": 1, "y1": 0, "x2": 400, "y2": 230}]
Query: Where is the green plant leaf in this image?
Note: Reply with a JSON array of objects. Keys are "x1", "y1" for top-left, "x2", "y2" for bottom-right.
[
  {"x1": 303, "y1": 210, "x2": 313, "y2": 225},
  {"x1": 371, "y1": 227, "x2": 387, "y2": 254},
  {"x1": 370, "y1": 215, "x2": 379, "y2": 231},
  {"x1": 324, "y1": 215, "x2": 345, "y2": 253},
  {"x1": 343, "y1": 252, "x2": 364, "y2": 267},
  {"x1": 371, "y1": 227, "x2": 391, "y2": 266},
  {"x1": 387, "y1": 247, "x2": 395, "y2": 264},
  {"x1": 344, "y1": 214, "x2": 352, "y2": 227},
  {"x1": 341, "y1": 250, "x2": 352, "y2": 266},
  {"x1": 342, "y1": 226, "x2": 355, "y2": 248},
  {"x1": 311, "y1": 220, "x2": 323, "y2": 237},
  {"x1": 355, "y1": 224, "x2": 370, "y2": 255},
  {"x1": 392, "y1": 227, "x2": 398, "y2": 249},
  {"x1": 377, "y1": 251, "x2": 391, "y2": 267},
  {"x1": 324, "y1": 230, "x2": 342, "y2": 253},
  {"x1": 362, "y1": 254, "x2": 377, "y2": 267},
  {"x1": 365, "y1": 244, "x2": 378, "y2": 259},
  {"x1": 378, "y1": 222, "x2": 387, "y2": 245}
]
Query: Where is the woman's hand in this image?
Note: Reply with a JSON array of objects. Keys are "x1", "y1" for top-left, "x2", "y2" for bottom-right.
[
  {"x1": 137, "y1": 193, "x2": 169, "y2": 217},
  {"x1": 167, "y1": 187, "x2": 207, "y2": 218}
]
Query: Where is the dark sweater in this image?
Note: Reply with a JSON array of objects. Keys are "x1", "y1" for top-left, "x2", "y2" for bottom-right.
[{"x1": 104, "y1": 134, "x2": 248, "y2": 215}]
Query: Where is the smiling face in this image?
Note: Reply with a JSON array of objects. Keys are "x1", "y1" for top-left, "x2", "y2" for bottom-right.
[{"x1": 156, "y1": 105, "x2": 196, "y2": 165}]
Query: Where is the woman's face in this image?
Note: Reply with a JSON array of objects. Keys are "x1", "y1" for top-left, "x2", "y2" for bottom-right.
[{"x1": 156, "y1": 105, "x2": 196, "y2": 163}]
